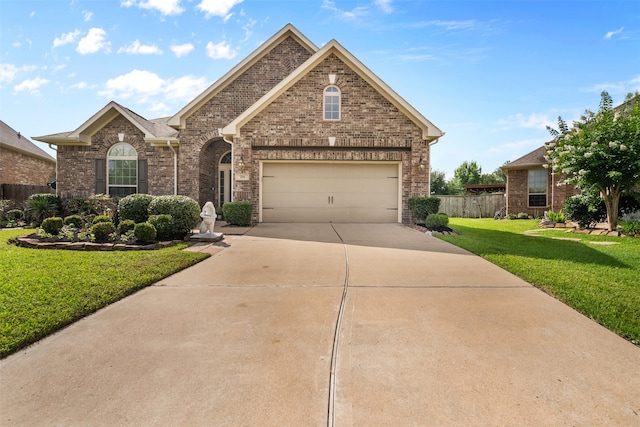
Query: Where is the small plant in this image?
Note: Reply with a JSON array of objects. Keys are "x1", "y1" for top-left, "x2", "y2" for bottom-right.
[
  {"x1": 506, "y1": 213, "x2": 517, "y2": 220},
  {"x1": 91, "y1": 221, "x2": 116, "y2": 243},
  {"x1": 517, "y1": 212, "x2": 529, "y2": 219},
  {"x1": 563, "y1": 194, "x2": 607, "y2": 228},
  {"x1": 222, "y1": 201, "x2": 253, "y2": 226},
  {"x1": 58, "y1": 225, "x2": 77, "y2": 241},
  {"x1": 26, "y1": 193, "x2": 62, "y2": 225},
  {"x1": 41, "y1": 217, "x2": 64, "y2": 235},
  {"x1": 425, "y1": 213, "x2": 449, "y2": 228},
  {"x1": 148, "y1": 214, "x2": 173, "y2": 240},
  {"x1": 64, "y1": 215, "x2": 84, "y2": 228},
  {"x1": 6, "y1": 209, "x2": 24, "y2": 221},
  {"x1": 547, "y1": 209, "x2": 566, "y2": 223},
  {"x1": 93, "y1": 215, "x2": 112, "y2": 224},
  {"x1": 118, "y1": 219, "x2": 136, "y2": 234},
  {"x1": 134, "y1": 222, "x2": 157, "y2": 243}
]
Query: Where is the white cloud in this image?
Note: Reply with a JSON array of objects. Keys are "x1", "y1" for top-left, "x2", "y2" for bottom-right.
[
  {"x1": 497, "y1": 113, "x2": 554, "y2": 130},
  {"x1": 0, "y1": 64, "x2": 20, "y2": 83},
  {"x1": 241, "y1": 18, "x2": 256, "y2": 42},
  {"x1": 196, "y1": 0, "x2": 243, "y2": 19},
  {"x1": 604, "y1": 26, "x2": 623, "y2": 40},
  {"x1": 122, "y1": 0, "x2": 184, "y2": 16},
  {"x1": 118, "y1": 40, "x2": 163, "y2": 55},
  {"x1": 170, "y1": 43, "x2": 194, "y2": 57},
  {"x1": 70, "y1": 81, "x2": 91, "y2": 90},
  {"x1": 53, "y1": 30, "x2": 81, "y2": 48},
  {"x1": 583, "y1": 75, "x2": 640, "y2": 96},
  {"x1": 375, "y1": 0, "x2": 393, "y2": 13},
  {"x1": 99, "y1": 69, "x2": 165, "y2": 100},
  {"x1": 98, "y1": 70, "x2": 209, "y2": 108},
  {"x1": 83, "y1": 11, "x2": 93, "y2": 22},
  {"x1": 76, "y1": 28, "x2": 110, "y2": 54},
  {"x1": 322, "y1": 0, "x2": 369, "y2": 19},
  {"x1": 13, "y1": 77, "x2": 49, "y2": 95},
  {"x1": 206, "y1": 41, "x2": 237, "y2": 59}
]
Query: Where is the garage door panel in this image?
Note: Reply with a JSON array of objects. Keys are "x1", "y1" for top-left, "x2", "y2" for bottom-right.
[{"x1": 262, "y1": 163, "x2": 399, "y2": 223}]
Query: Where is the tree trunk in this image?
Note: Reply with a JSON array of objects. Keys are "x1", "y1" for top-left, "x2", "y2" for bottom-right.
[{"x1": 603, "y1": 186, "x2": 621, "y2": 231}]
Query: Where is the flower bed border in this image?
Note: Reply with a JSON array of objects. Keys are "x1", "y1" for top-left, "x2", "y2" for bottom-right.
[{"x1": 15, "y1": 236, "x2": 180, "y2": 251}]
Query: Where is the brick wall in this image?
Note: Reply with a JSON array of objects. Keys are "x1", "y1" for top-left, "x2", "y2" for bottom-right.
[
  {"x1": 506, "y1": 168, "x2": 579, "y2": 217},
  {"x1": 56, "y1": 115, "x2": 174, "y2": 199},
  {"x1": 235, "y1": 53, "x2": 429, "y2": 224},
  {"x1": 0, "y1": 146, "x2": 55, "y2": 186},
  {"x1": 177, "y1": 36, "x2": 315, "y2": 204}
]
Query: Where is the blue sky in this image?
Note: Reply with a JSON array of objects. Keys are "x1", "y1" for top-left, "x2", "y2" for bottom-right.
[{"x1": 1, "y1": 0, "x2": 638, "y2": 178}]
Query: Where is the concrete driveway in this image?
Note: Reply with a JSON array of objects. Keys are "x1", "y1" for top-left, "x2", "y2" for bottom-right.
[{"x1": 1, "y1": 223, "x2": 639, "y2": 426}]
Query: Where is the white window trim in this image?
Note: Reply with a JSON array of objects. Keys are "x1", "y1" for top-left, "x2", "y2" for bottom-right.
[
  {"x1": 323, "y1": 85, "x2": 341, "y2": 121},
  {"x1": 107, "y1": 143, "x2": 138, "y2": 195},
  {"x1": 527, "y1": 169, "x2": 547, "y2": 208}
]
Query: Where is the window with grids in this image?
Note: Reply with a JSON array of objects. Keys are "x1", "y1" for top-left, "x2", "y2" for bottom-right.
[
  {"x1": 107, "y1": 143, "x2": 138, "y2": 197},
  {"x1": 324, "y1": 86, "x2": 341, "y2": 120},
  {"x1": 528, "y1": 169, "x2": 547, "y2": 207}
]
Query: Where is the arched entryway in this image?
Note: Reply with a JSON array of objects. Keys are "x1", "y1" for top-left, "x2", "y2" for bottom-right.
[{"x1": 218, "y1": 151, "x2": 231, "y2": 208}]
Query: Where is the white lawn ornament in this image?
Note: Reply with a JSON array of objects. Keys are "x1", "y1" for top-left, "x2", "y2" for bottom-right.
[{"x1": 199, "y1": 201, "x2": 216, "y2": 234}]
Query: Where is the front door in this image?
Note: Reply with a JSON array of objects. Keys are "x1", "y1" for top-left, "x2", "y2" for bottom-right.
[{"x1": 218, "y1": 152, "x2": 232, "y2": 208}]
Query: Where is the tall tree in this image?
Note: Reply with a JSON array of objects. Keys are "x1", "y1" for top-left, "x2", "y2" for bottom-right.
[
  {"x1": 453, "y1": 160, "x2": 482, "y2": 189},
  {"x1": 546, "y1": 91, "x2": 640, "y2": 230},
  {"x1": 430, "y1": 169, "x2": 450, "y2": 194}
]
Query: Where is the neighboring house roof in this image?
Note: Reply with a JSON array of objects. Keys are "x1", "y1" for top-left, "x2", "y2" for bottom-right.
[
  {"x1": 33, "y1": 101, "x2": 178, "y2": 147},
  {"x1": 0, "y1": 120, "x2": 55, "y2": 163},
  {"x1": 168, "y1": 23, "x2": 318, "y2": 130},
  {"x1": 501, "y1": 145, "x2": 548, "y2": 170},
  {"x1": 223, "y1": 38, "x2": 444, "y2": 141}
]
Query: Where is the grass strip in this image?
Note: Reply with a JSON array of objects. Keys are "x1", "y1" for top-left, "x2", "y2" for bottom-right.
[
  {"x1": 0, "y1": 229, "x2": 209, "y2": 357},
  {"x1": 436, "y1": 218, "x2": 640, "y2": 345}
]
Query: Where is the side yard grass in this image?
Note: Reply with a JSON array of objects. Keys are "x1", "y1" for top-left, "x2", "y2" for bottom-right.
[
  {"x1": 436, "y1": 218, "x2": 640, "y2": 346},
  {"x1": 0, "y1": 229, "x2": 209, "y2": 357}
]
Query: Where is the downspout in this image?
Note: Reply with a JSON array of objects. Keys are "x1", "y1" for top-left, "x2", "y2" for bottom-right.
[
  {"x1": 48, "y1": 143, "x2": 58, "y2": 196},
  {"x1": 426, "y1": 134, "x2": 443, "y2": 196},
  {"x1": 167, "y1": 141, "x2": 177, "y2": 195},
  {"x1": 223, "y1": 134, "x2": 234, "y2": 202}
]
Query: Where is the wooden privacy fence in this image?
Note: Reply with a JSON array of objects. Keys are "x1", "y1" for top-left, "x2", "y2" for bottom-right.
[
  {"x1": 1, "y1": 184, "x2": 54, "y2": 202},
  {"x1": 436, "y1": 194, "x2": 506, "y2": 218}
]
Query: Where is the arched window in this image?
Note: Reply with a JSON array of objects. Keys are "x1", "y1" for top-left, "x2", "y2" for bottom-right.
[
  {"x1": 324, "y1": 86, "x2": 341, "y2": 120},
  {"x1": 107, "y1": 143, "x2": 138, "y2": 196}
]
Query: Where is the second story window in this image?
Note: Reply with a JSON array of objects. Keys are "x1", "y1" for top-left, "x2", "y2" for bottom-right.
[{"x1": 324, "y1": 86, "x2": 341, "y2": 120}]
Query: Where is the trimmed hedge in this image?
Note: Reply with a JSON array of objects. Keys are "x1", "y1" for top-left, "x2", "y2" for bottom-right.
[
  {"x1": 407, "y1": 197, "x2": 441, "y2": 222},
  {"x1": 64, "y1": 215, "x2": 84, "y2": 228},
  {"x1": 117, "y1": 194, "x2": 154, "y2": 224},
  {"x1": 148, "y1": 195, "x2": 200, "y2": 235},
  {"x1": 118, "y1": 219, "x2": 136, "y2": 234},
  {"x1": 425, "y1": 213, "x2": 449, "y2": 228},
  {"x1": 91, "y1": 221, "x2": 116, "y2": 243},
  {"x1": 134, "y1": 222, "x2": 157, "y2": 243},
  {"x1": 41, "y1": 217, "x2": 64, "y2": 235},
  {"x1": 149, "y1": 214, "x2": 173, "y2": 240},
  {"x1": 222, "y1": 202, "x2": 252, "y2": 226}
]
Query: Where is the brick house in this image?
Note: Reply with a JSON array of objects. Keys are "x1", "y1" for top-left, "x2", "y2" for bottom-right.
[
  {"x1": 1, "y1": 120, "x2": 56, "y2": 192},
  {"x1": 34, "y1": 24, "x2": 443, "y2": 224},
  {"x1": 501, "y1": 145, "x2": 579, "y2": 217}
]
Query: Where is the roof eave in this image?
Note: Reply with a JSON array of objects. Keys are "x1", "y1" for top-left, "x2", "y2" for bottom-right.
[{"x1": 0, "y1": 141, "x2": 56, "y2": 162}]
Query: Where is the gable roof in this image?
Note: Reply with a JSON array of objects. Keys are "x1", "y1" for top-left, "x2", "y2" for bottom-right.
[
  {"x1": 168, "y1": 23, "x2": 318, "y2": 129},
  {"x1": 33, "y1": 101, "x2": 178, "y2": 147},
  {"x1": 501, "y1": 145, "x2": 548, "y2": 170},
  {"x1": 222, "y1": 39, "x2": 443, "y2": 141},
  {"x1": 0, "y1": 120, "x2": 55, "y2": 163}
]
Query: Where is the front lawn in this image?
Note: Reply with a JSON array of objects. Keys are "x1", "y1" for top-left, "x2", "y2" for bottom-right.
[
  {"x1": 0, "y1": 229, "x2": 209, "y2": 357},
  {"x1": 436, "y1": 218, "x2": 640, "y2": 345}
]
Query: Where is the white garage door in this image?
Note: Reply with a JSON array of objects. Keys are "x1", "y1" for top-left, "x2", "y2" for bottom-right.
[{"x1": 261, "y1": 162, "x2": 399, "y2": 223}]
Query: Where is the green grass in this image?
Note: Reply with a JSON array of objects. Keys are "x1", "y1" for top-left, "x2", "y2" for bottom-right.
[
  {"x1": 437, "y1": 218, "x2": 640, "y2": 345},
  {"x1": 0, "y1": 229, "x2": 209, "y2": 357}
]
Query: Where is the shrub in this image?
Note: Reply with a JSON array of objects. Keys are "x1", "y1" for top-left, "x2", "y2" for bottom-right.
[
  {"x1": 92, "y1": 215, "x2": 112, "y2": 224},
  {"x1": 117, "y1": 194, "x2": 154, "y2": 224},
  {"x1": 222, "y1": 201, "x2": 253, "y2": 226},
  {"x1": 118, "y1": 219, "x2": 136, "y2": 234},
  {"x1": 91, "y1": 221, "x2": 116, "y2": 243},
  {"x1": 148, "y1": 214, "x2": 173, "y2": 240},
  {"x1": 134, "y1": 222, "x2": 157, "y2": 243},
  {"x1": 425, "y1": 213, "x2": 449, "y2": 228},
  {"x1": 407, "y1": 197, "x2": 441, "y2": 222},
  {"x1": 64, "y1": 215, "x2": 84, "y2": 228},
  {"x1": 517, "y1": 212, "x2": 529, "y2": 219},
  {"x1": 26, "y1": 193, "x2": 62, "y2": 225},
  {"x1": 41, "y1": 217, "x2": 64, "y2": 235},
  {"x1": 563, "y1": 194, "x2": 607, "y2": 228},
  {"x1": 547, "y1": 209, "x2": 566, "y2": 223},
  {"x1": 64, "y1": 194, "x2": 116, "y2": 217},
  {"x1": 619, "y1": 212, "x2": 640, "y2": 235},
  {"x1": 148, "y1": 195, "x2": 200, "y2": 235},
  {"x1": 6, "y1": 209, "x2": 24, "y2": 220}
]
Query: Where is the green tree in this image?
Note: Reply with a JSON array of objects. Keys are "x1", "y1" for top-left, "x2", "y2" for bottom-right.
[
  {"x1": 452, "y1": 160, "x2": 482, "y2": 193},
  {"x1": 430, "y1": 169, "x2": 449, "y2": 195},
  {"x1": 546, "y1": 91, "x2": 640, "y2": 230}
]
